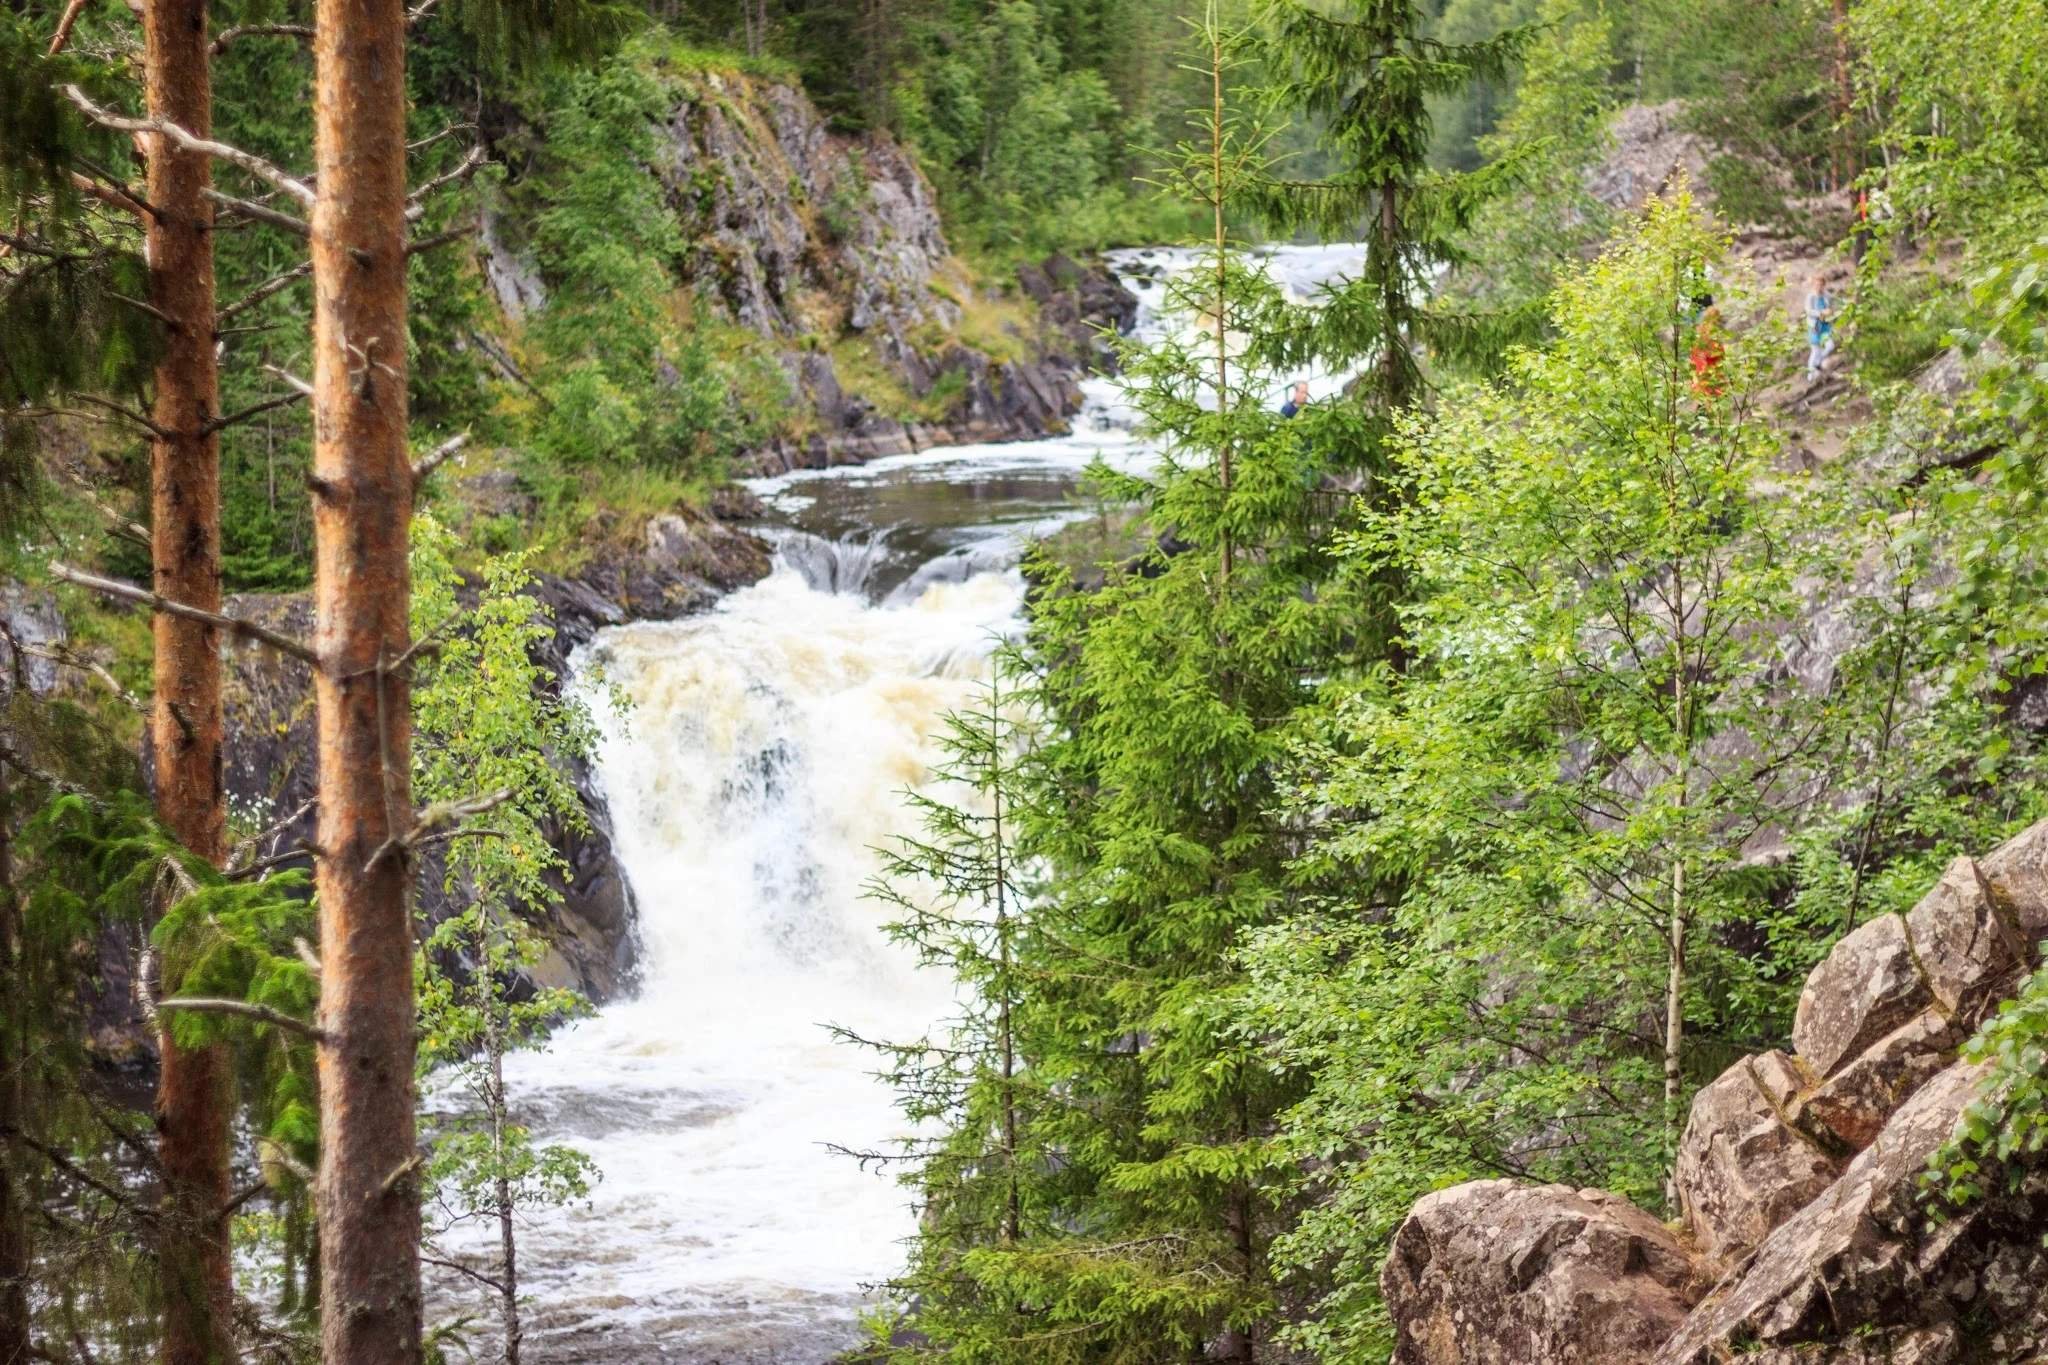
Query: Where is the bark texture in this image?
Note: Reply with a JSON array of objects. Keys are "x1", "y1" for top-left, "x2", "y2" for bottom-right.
[
  {"x1": 0, "y1": 764, "x2": 29, "y2": 1365},
  {"x1": 143, "y1": 4, "x2": 240, "y2": 1360},
  {"x1": 309, "y1": 4, "x2": 422, "y2": 1362}
]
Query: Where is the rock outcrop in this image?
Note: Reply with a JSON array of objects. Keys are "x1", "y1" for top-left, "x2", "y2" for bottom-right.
[
  {"x1": 482, "y1": 67, "x2": 1136, "y2": 477},
  {"x1": 1383, "y1": 1182, "x2": 1701, "y2": 1365},
  {"x1": 1382, "y1": 819, "x2": 2048, "y2": 1365}
]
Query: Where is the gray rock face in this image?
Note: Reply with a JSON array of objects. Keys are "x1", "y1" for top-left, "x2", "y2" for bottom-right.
[
  {"x1": 1675, "y1": 1051, "x2": 1843, "y2": 1270},
  {"x1": 638, "y1": 68, "x2": 1132, "y2": 475},
  {"x1": 1651, "y1": 1062, "x2": 2046, "y2": 1365},
  {"x1": 1383, "y1": 818, "x2": 2048, "y2": 1365},
  {"x1": 1382, "y1": 1181, "x2": 1701, "y2": 1365}
]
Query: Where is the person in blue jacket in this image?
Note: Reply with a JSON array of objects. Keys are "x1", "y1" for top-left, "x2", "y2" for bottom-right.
[{"x1": 1280, "y1": 380, "x2": 1310, "y2": 418}]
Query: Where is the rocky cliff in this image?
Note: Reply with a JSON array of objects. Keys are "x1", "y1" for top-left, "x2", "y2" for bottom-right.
[
  {"x1": 1382, "y1": 820, "x2": 2048, "y2": 1365},
  {"x1": 482, "y1": 65, "x2": 1135, "y2": 476}
]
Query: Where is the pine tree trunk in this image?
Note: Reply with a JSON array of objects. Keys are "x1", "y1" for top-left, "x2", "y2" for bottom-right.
[
  {"x1": 309, "y1": 4, "x2": 422, "y2": 1362},
  {"x1": 0, "y1": 761, "x2": 31, "y2": 1365},
  {"x1": 143, "y1": 5, "x2": 240, "y2": 1360}
]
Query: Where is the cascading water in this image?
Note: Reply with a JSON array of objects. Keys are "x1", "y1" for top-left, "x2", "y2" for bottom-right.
[{"x1": 456, "y1": 243, "x2": 1365, "y2": 1362}]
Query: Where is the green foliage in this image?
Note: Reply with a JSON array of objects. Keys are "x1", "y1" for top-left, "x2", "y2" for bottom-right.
[
  {"x1": 1436, "y1": 0, "x2": 1617, "y2": 355},
  {"x1": 1240, "y1": 198, "x2": 1838, "y2": 1360},
  {"x1": 410, "y1": 516, "x2": 605, "y2": 1324}
]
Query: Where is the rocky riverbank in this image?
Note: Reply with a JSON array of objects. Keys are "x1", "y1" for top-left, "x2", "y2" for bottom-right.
[{"x1": 1382, "y1": 820, "x2": 2048, "y2": 1365}]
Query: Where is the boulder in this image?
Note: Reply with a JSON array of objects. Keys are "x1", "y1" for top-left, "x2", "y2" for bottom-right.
[
  {"x1": 1791, "y1": 1005, "x2": 1958, "y2": 1151},
  {"x1": 1675, "y1": 1051, "x2": 1843, "y2": 1270},
  {"x1": 1382, "y1": 1180, "x2": 1701, "y2": 1365},
  {"x1": 1792, "y1": 912, "x2": 1933, "y2": 1077},
  {"x1": 1904, "y1": 855, "x2": 2031, "y2": 1027},
  {"x1": 1650, "y1": 1061, "x2": 2048, "y2": 1365},
  {"x1": 1978, "y1": 817, "x2": 2048, "y2": 937}
]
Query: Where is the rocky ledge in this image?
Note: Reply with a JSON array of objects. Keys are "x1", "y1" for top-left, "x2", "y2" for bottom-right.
[{"x1": 1384, "y1": 819, "x2": 2048, "y2": 1365}]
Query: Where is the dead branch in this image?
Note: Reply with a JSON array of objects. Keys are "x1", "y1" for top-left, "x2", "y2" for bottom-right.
[
  {"x1": 67, "y1": 171, "x2": 150, "y2": 219},
  {"x1": 421, "y1": 1255, "x2": 507, "y2": 1295},
  {"x1": 69, "y1": 392, "x2": 169, "y2": 439},
  {"x1": 108, "y1": 292, "x2": 180, "y2": 331},
  {"x1": 203, "y1": 188, "x2": 310, "y2": 239},
  {"x1": 62, "y1": 86, "x2": 316, "y2": 206},
  {"x1": 209, "y1": 22, "x2": 313, "y2": 55},
  {"x1": 228, "y1": 796, "x2": 316, "y2": 873},
  {"x1": 361, "y1": 788, "x2": 514, "y2": 875},
  {"x1": 202, "y1": 388, "x2": 307, "y2": 436},
  {"x1": 48, "y1": 562, "x2": 318, "y2": 664},
  {"x1": 220, "y1": 261, "x2": 311, "y2": 320},
  {"x1": 59, "y1": 473, "x2": 149, "y2": 548},
  {"x1": 260, "y1": 363, "x2": 314, "y2": 397},
  {"x1": 45, "y1": 0, "x2": 93, "y2": 55},
  {"x1": 404, "y1": 219, "x2": 477, "y2": 258},
  {"x1": 0, "y1": 1125, "x2": 152, "y2": 1221},
  {"x1": 156, "y1": 997, "x2": 327, "y2": 1042},
  {"x1": 12, "y1": 639, "x2": 144, "y2": 711},
  {"x1": 410, "y1": 431, "x2": 470, "y2": 487},
  {"x1": 257, "y1": 1136, "x2": 314, "y2": 1184},
  {"x1": 404, "y1": 145, "x2": 486, "y2": 221}
]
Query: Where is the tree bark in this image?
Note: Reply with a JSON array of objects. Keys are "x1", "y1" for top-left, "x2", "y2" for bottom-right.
[
  {"x1": 0, "y1": 759, "x2": 31, "y2": 1365},
  {"x1": 309, "y1": 3, "x2": 423, "y2": 1362},
  {"x1": 142, "y1": 5, "x2": 240, "y2": 1361}
]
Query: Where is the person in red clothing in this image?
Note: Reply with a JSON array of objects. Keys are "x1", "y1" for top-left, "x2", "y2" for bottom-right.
[{"x1": 1689, "y1": 302, "x2": 1726, "y2": 397}]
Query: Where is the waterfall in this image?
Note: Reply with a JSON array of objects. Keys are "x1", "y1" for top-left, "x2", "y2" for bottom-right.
[{"x1": 441, "y1": 241, "x2": 1370, "y2": 1362}]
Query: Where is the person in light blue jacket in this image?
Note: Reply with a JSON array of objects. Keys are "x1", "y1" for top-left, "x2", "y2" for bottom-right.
[{"x1": 1805, "y1": 274, "x2": 1838, "y2": 381}]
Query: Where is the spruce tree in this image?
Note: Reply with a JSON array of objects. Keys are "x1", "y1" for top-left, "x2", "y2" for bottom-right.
[{"x1": 866, "y1": 12, "x2": 1366, "y2": 1359}]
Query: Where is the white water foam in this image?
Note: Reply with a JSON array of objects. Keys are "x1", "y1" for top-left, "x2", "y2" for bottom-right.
[{"x1": 432, "y1": 241, "x2": 1368, "y2": 1361}]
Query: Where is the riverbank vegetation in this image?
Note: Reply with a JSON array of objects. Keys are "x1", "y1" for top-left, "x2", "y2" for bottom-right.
[{"x1": 3, "y1": 0, "x2": 2048, "y2": 1360}]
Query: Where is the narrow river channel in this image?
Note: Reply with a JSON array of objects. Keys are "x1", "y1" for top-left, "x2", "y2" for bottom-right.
[{"x1": 446, "y1": 243, "x2": 1363, "y2": 1362}]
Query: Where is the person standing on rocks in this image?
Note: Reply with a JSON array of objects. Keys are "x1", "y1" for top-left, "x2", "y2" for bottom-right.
[{"x1": 1805, "y1": 273, "x2": 1838, "y2": 381}]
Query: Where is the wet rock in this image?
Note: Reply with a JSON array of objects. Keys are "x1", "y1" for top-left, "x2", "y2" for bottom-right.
[
  {"x1": 1792, "y1": 912, "x2": 1932, "y2": 1078},
  {"x1": 1675, "y1": 1051, "x2": 1843, "y2": 1270},
  {"x1": 1382, "y1": 1180, "x2": 1700, "y2": 1365},
  {"x1": 1586, "y1": 102, "x2": 1712, "y2": 212},
  {"x1": 1650, "y1": 1061, "x2": 2048, "y2": 1365}
]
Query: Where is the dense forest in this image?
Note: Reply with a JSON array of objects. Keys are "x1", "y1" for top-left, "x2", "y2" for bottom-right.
[{"x1": 2, "y1": 0, "x2": 2047, "y2": 1362}]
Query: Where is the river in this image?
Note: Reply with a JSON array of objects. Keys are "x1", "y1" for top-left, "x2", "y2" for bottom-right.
[{"x1": 440, "y1": 243, "x2": 1365, "y2": 1362}]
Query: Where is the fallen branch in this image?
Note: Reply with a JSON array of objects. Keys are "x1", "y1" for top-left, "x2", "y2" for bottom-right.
[
  {"x1": 48, "y1": 562, "x2": 317, "y2": 664},
  {"x1": 410, "y1": 431, "x2": 470, "y2": 487},
  {"x1": 62, "y1": 86, "x2": 316, "y2": 206}
]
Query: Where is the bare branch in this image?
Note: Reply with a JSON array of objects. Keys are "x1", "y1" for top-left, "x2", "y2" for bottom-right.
[
  {"x1": 67, "y1": 171, "x2": 151, "y2": 219},
  {"x1": 404, "y1": 145, "x2": 486, "y2": 221},
  {"x1": 62, "y1": 86, "x2": 316, "y2": 206},
  {"x1": 210, "y1": 22, "x2": 314, "y2": 55},
  {"x1": 411, "y1": 431, "x2": 470, "y2": 487},
  {"x1": 202, "y1": 388, "x2": 307, "y2": 436},
  {"x1": 229, "y1": 796, "x2": 316, "y2": 873},
  {"x1": 48, "y1": 562, "x2": 318, "y2": 664},
  {"x1": 108, "y1": 292, "x2": 180, "y2": 331},
  {"x1": 260, "y1": 363, "x2": 315, "y2": 397},
  {"x1": 404, "y1": 219, "x2": 477, "y2": 258},
  {"x1": 203, "y1": 188, "x2": 310, "y2": 239},
  {"x1": 69, "y1": 392, "x2": 169, "y2": 439},
  {"x1": 12, "y1": 639, "x2": 144, "y2": 711},
  {"x1": 362, "y1": 788, "x2": 514, "y2": 874},
  {"x1": 220, "y1": 261, "x2": 311, "y2": 320},
  {"x1": 421, "y1": 1255, "x2": 506, "y2": 1295},
  {"x1": 258, "y1": 1136, "x2": 314, "y2": 1184},
  {"x1": 46, "y1": 0, "x2": 93, "y2": 55},
  {"x1": 156, "y1": 996, "x2": 327, "y2": 1042},
  {"x1": 59, "y1": 473, "x2": 149, "y2": 548}
]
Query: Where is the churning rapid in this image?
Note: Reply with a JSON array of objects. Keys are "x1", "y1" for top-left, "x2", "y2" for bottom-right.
[{"x1": 470, "y1": 244, "x2": 1365, "y2": 1362}]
